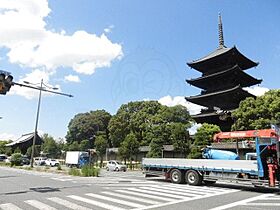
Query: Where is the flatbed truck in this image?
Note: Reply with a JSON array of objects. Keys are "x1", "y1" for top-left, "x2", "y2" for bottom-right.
[{"x1": 142, "y1": 128, "x2": 280, "y2": 188}]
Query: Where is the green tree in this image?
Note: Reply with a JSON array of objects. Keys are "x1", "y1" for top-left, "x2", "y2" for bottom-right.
[
  {"x1": 119, "y1": 133, "x2": 140, "y2": 169},
  {"x1": 66, "y1": 110, "x2": 111, "y2": 146},
  {"x1": 0, "y1": 140, "x2": 12, "y2": 154},
  {"x1": 10, "y1": 153, "x2": 22, "y2": 166},
  {"x1": 95, "y1": 135, "x2": 107, "y2": 167},
  {"x1": 109, "y1": 101, "x2": 192, "y2": 148},
  {"x1": 232, "y1": 90, "x2": 280, "y2": 130},
  {"x1": 26, "y1": 145, "x2": 41, "y2": 158},
  {"x1": 188, "y1": 123, "x2": 221, "y2": 159},
  {"x1": 42, "y1": 134, "x2": 61, "y2": 158},
  {"x1": 68, "y1": 141, "x2": 80, "y2": 151},
  {"x1": 80, "y1": 140, "x2": 90, "y2": 151},
  {"x1": 169, "y1": 123, "x2": 190, "y2": 156}
]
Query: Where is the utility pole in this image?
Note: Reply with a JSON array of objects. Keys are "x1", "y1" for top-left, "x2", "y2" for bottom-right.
[{"x1": 13, "y1": 80, "x2": 73, "y2": 167}]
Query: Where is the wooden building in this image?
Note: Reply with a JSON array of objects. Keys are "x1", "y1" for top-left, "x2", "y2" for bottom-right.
[{"x1": 185, "y1": 14, "x2": 261, "y2": 131}]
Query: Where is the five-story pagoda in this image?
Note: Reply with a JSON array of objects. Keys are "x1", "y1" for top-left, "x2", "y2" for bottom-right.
[{"x1": 185, "y1": 14, "x2": 262, "y2": 131}]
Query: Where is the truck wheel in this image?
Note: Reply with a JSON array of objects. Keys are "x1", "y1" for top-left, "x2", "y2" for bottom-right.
[
  {"x1": 185, "y1": 170, "x2": 202, "y2": 186},
  {"x1": 115, "y1": 167, "x2": 119, "y2": 172},
  {"x1": 170, "y1": 169, "x2": 184, "y2": 184}
]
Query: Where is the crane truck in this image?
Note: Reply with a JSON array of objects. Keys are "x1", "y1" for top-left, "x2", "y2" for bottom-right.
[{"x1": 142, "y1": 127, "x2": 280, "y2": 188}]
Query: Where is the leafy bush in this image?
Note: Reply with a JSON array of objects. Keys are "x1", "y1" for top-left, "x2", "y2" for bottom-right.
[
  {"x1": 81, "y1": 165, "x2": 99, "y2": 177},
  {"x1": 57, "y1": 165, "x2": 62, "y2": 170},
  {"x1": 68, "y1": 168, "x2": 81, "y2": 176},
  {"x1": 10, "y1": 153, "x2": 22, "y2": 166}
]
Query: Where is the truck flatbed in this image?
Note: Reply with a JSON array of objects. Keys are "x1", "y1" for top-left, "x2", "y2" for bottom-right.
[{"x1": 142, "y1": 158, "x2": 258, "y2": 175}]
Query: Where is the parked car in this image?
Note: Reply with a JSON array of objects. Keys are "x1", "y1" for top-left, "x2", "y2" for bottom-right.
[
  {"x1": 106, "y1": 160, "x2": 127, "y2": 172},
  {"x1": 0, "y1": 154, "x2": 7, "y2": 162},
  {"x1": 45, "y1": 159, "x2": 59, "y2": 167},
  {"x1": 21, "y1": 155, "x2": 30, "y2": 165},
  {"x1": 34, "y1": 157, "x2": 47, "y2": 166}
]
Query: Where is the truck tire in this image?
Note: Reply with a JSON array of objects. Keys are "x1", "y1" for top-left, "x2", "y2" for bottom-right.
[
  {"x1": 185, "y1": 170, "x2": 202, "y2": 186},
  {"x1": 170, "y1": 169, "x2": 184, "y2": 184}
]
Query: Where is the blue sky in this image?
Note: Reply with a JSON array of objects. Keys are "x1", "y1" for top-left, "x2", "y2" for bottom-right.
[{"x1": 0, "y1": 0, "x2": 279, "y2": 140}]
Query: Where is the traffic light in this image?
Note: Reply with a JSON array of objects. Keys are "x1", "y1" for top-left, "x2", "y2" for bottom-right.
[{"x1": 0, "y1": 73, "x2": 13, "y2": 95}]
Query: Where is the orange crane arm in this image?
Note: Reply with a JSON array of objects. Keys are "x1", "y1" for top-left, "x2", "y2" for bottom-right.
[{"x1": 213, "y1": 129, "x2": 277, "y2": 142}]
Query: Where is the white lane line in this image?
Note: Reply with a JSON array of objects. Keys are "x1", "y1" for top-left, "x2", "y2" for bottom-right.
[
  {"x1": 208, "y1": 194, "x2": 273, "y2": 210},
  {"x1": 24, "y1": 200, "x2": 57, "y2": 210},
  {"x1": 0, "y1": 203, "x2": 23, "y2": 210},
  {"x1": 102, "y1": 191, "x2": 160, "y2": 205},
  {"x1": 68, "y1": 195, "x2": 125, "y2": 210},
  {"x1": 165, "y1": 184, "x2": 226, "y2": 193},
  {"x1": 245, "y1": 203, "x2": 280, "y2": 206},
  {"x1": 47, "y1": 197, "x2": 91, "y2": 210},
  {"x1": 86, "y1": 193, "x2": 146, "y2": 208},
  {"x1": 125, "y1": 188, "x2": 186, "y2": 199},
  {"x1": 140, "y1": 186, "x2": 204, "y2": 196},
  {"x1": 116, "y1": 189, "x2": 175, "y2": 202}
]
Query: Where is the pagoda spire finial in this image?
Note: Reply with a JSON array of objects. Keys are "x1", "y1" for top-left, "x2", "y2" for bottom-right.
[{"x1": 218, "y1": 13, "x2": 224, "y2": 48}]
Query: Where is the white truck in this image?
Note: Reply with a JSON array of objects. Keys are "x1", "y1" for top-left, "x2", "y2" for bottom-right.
[
  {"x1": 65, "y1": 151, "x2": 89, "y2": 168},
  {"x1": 142, "y1": 128, "x2": 280, "y2": 188}
]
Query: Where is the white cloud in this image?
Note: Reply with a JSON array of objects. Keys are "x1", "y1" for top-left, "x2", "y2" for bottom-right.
[
  {"x1": 188, "y1": 123, "x2": 202, "y2": 135},
  {"x1": 243, "y1": 86, "x2": 269, "y2": 96},
  {"x1": 0, "y1": 132, "x2": 17, "y2": 140},
  {"x1": 158, "y1": 95, "x2": 204, "y2": 115},
  {"x1": 9, "y1": 69, "x2": 59, "y2": 99},
  {"x1": 104, "y1": 25, "x2": 114, "y2": 33},
  {"x1": 0, "y1": 0, "x2": 123, "y2": 98},
  {"x1": 64, "y1": 74, "x2": 80, "y2": 83}
]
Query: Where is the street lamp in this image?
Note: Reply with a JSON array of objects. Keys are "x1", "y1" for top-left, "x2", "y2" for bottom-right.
[{"x1": 23, "y1": 79, "x2": 73, "y2": 167}]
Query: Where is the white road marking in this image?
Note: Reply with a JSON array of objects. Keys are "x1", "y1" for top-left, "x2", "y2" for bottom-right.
[
  {"x1": 245, "y1": 203, "x2": 280, "y2": 206},
  {"x1": 208, "y1": 193, "x2": 273, "y2": 210},
  {"x1": 135, "y1": 188, "x2": 239, "y2": 210},
  {"x1": 102, "y1": 191, "x2": 160, "y2": 205},
  {"x1": 166, "y1": 184, "x2": 226, "y2": 193},
  {"x1": 116, "y1": 189, "x2": 175, "y2": 201},
  {"x1": 47, "y1": 197, "x2": 91, "y2": 210},
  {"x1": 125, "y1": 187, "x2": 186, "y2": 199},
  {"x1": 24, "y1": 200, "x2": 57, "y2": 210},
  {"x1": 0, "y1": 203, "x2": 23, "y2": 210},
  {"x1": 68, "y1": 195, "x2": 125, "y2": 210},
  {"x1": 86, "y1": 193, "x2": 146, "y2": 208},
  {"x1": 139, "y1": 186, "x2": 204, "y2": 196}
]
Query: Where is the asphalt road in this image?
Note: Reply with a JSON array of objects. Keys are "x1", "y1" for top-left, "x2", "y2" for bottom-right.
[{"x1": 0, "y1": 166, "x2": 280, "y2": 210}]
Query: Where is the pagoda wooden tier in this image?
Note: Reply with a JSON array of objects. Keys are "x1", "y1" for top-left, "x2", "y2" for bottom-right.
[
  {"x1": 187, "y1": 46, "x2": 258, "y2": 75},
  {"x1": 185, "y1": 14, "x2": 261, "y2": 131},
  {"x1": 186, "y1": 65, "x2": 262, "y2": 93},
  {"x1": 192, "y1": 110, "x2": 233, "y2": 131},
  {"x1": 186, "y1": 85, "x2": 255, "y2": 110}
]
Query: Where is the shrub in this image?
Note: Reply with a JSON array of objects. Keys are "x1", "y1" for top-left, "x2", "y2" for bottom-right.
[
  {"x1": 10, "y1": 153, "x2": 22, "y2": 166},
  {"x1": 81, "y1": 165, "x2": 99, "y2": 177},
  {"x1": 68, "y1": 168, "x2": 81, "y2": 176},
  {"x1": 57, "y1": 165, "x2": 62, "y2": 170}
]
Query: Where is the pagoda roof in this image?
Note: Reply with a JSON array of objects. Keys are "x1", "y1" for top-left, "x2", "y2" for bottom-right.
[
  {"x1": 186, "y1": 65, "x2": 262, "y2": 91},
  {"x1": 185, "y1": 85, "x2": 255, "y2": 110},
  {"x1": 187, "y1": 46, "x2": 258, "y2": 74},
  {"x1": 192, "y1": 111, "x2": 233, "y2": 131}
]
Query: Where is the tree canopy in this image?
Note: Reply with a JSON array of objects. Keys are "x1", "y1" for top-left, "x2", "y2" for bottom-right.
[
  {"x1": 108, "y1": 100, "x2": 192, "y2": 157},
  {"x1": 66, "y1": 109, "x2": 111, "y2": 144},
  {"x1": 232, "y1": 90, "x2": 280, "y2": 130},
  {"x1": 188, "y1": 123, "x2": 221, "y2": 159}
]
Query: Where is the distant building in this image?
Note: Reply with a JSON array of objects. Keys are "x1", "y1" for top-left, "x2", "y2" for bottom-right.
[
  {"x1": 6, "y1": 132, "x2": 43, "y2": 154},
  {"x1": 185, "y1": 14, "x2": 261, "y2": 131}
]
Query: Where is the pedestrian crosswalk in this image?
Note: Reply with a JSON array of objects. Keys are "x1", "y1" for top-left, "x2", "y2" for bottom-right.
[
  {"x1": 209, "y1": 193, "x2": 280, "y2": 210},
  {"x1": 0, "y1": 184, "x2": 239, "y2": 210}
]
